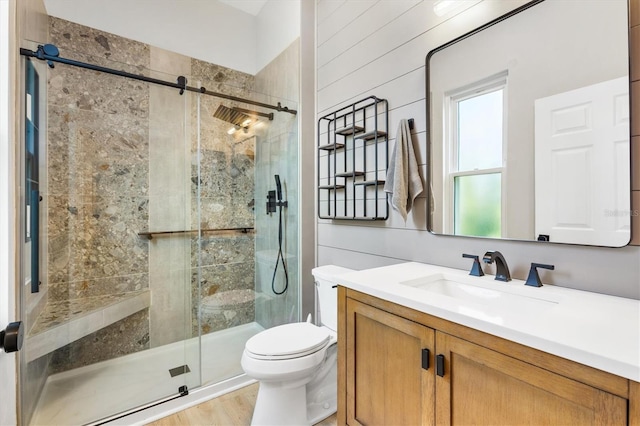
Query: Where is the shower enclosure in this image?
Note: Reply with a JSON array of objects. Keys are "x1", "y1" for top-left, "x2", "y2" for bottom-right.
[{"x1": 19, "y1": 16, "x2": 300, "y2": 425}]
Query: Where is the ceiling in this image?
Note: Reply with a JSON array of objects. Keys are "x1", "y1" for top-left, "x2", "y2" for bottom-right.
[
  {"x1": 42, "y1": 0, "x2": 299, "y2": 75},
  {"x1": 218, "y1": 0, "x2": 268, "y2": 16}
]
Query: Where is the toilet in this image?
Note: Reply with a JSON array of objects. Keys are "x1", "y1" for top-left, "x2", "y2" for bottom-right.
[{"x1": 241, "y1": 265, "x2": 354, "y2": 426}]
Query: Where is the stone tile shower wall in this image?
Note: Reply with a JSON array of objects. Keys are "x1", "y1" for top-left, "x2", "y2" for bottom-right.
[
  {"x1": 46, "y1": 17, "x2": 151, "y2": 372},
  {"x1": 44, "y1": 17, "x2": 257, "y2": 372}
]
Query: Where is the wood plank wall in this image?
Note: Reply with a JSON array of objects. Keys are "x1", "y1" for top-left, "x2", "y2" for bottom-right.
[{"x1": 316, "y1": 0, "x2": 640, "y2": 299}]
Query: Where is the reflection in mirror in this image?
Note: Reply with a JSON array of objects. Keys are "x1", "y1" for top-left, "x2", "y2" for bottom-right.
[{"x1": 427, "y1": 0, "x2": 630, "y2": 247}]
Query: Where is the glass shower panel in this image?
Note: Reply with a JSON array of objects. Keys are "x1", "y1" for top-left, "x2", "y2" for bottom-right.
[
  {"x1": 254, "y1": 94, "x2": 300, "y2": 330},
  {"x1": 189, "y1": 67, "x2": 300, "y2": 386},
  {"x1": 19, "y1": 41, "x2": 199, "y2": 425},
  {"x1": 190, "y1": 78, "x2": 262, "y2": 387}
]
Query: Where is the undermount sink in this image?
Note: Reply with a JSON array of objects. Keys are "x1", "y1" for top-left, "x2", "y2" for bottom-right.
[{"x1": 400, "y1": 273, "x2": 559, "y2": 312}]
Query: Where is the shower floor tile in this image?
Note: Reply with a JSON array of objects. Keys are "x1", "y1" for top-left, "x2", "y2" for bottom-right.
[{"x1": 29, "y1": 322, "x2": 263, "y2": 426}]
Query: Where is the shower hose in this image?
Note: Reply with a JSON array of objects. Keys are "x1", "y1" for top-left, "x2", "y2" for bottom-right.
[{"x1": 271, "y1": 201, "x2": 289, "y2": 295}]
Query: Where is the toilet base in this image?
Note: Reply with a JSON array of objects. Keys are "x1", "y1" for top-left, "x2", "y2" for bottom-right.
[
  {"x1": 251, "y1": 381, "x2": 308, "y2": 426},
  {"x1": 248, "y1": 345, "x2": 337, "y2": 426}
]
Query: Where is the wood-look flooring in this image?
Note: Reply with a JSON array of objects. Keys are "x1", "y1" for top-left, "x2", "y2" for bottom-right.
[{"x1": 146, "y1": 383, "x2": 337, "y2": 426}]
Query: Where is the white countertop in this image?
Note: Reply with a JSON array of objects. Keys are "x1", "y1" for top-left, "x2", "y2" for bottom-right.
[{"x1": 337, "y1": 262, "x2": 640, "y2": 382}]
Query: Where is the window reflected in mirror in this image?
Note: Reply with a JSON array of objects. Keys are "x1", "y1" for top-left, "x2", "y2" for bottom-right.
[{"x1": 446, "y1": 75, "x2": 506, "y2": 237}]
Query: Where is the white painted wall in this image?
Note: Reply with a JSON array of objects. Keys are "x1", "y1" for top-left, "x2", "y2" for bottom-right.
[
  {"x1": 43, "y1": 0, "x2": 300, "y2": 75},
  {"x1": 256, "y1": 0, "x2": 300, "y2": 73},
  {"x1": 316, "y1": 0, "x2": 640, "y2": 299}
]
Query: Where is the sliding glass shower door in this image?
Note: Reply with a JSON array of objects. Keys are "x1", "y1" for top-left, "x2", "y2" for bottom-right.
[
  {"x1": 19, "y1": 9, "x2": 302, "y2": 424},
  {"x1": 19, "y1": 38, "x2": 199, "y2": 425}
]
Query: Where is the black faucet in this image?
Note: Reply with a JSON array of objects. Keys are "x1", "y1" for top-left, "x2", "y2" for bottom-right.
[{"x1": 482, "y1": 251, "x2": 511, "y2": 282}]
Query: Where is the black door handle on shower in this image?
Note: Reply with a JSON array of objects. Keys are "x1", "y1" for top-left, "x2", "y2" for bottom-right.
[{"x1": 1, "y1": 321, "x2": 24, "y2": 353}]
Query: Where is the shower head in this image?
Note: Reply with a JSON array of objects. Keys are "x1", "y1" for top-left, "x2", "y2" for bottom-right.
[{"x1": 213, "y1": 105, "x2": 253, "y2": 127}]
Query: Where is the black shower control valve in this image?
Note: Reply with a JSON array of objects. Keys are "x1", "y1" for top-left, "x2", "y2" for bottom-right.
[{"x1": 267, "y1": 190, "x2": 277, "y2": 214}]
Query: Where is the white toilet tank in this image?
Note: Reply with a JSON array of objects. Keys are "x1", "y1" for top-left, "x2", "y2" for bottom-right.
[{"x1": 311, "y1": 265, "x2": 354, "y2": 332}]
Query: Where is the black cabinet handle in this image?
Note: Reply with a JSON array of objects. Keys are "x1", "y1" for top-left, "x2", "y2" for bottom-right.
[
  {"x1": 421, "y1": 348, "x2": 430, "y2": 370},
  {"x1": 436, "y1": 354, "x2": 445, "y2": 377}
]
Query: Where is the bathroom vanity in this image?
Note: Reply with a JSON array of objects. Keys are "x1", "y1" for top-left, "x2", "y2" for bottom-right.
[{"x1": 336, "y1": 263, "x2": 640, "y2": 425}]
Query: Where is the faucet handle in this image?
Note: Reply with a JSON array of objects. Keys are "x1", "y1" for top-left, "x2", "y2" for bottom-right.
[
  {"x1": 462, "y1": 254, "x2": 484, "y2": 277},
  {"x1": 525, "y1": 263, "x2": 555, "y2": 287}
]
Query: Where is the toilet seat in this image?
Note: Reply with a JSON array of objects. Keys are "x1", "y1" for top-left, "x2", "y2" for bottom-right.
[{"x1": 245, "y1": 322, "x2": 330, "y2": 360}]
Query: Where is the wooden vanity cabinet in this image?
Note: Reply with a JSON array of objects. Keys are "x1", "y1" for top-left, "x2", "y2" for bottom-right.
[{"x1": 338, "y1": 287, "x2": 636, "y2": 426}]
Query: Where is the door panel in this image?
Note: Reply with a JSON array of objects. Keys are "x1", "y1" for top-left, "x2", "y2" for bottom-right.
[
  {"x1": 435, "y1": 332, "x2": 627, "y2": 425},
  {"x1": 346, "y1": 298, "x2": 434, "y2": 426}
]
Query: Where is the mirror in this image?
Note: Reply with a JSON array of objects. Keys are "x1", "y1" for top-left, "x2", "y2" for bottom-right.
[{"x1": 427, "y1": 0, "x2": 630, "y2": 247}]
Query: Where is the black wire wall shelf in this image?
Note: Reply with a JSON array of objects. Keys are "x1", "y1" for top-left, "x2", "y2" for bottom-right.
[{"x1": 317, "y1": 96, "x2": 389, "y2": 220}]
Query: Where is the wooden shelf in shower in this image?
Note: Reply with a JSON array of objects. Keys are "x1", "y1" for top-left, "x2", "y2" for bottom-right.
[{"x1": 25, "y1": 290, "x2": 151, "y2": 362}]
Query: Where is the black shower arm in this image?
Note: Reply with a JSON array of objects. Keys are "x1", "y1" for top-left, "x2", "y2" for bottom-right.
[{"x1": 19, "y1": 45, "x2": 297, "y2": 115}]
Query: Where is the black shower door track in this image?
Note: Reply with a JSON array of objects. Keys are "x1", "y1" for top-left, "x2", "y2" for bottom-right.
[{"x1": 19, "y1": 44, "x2": 298, "y2": 115}]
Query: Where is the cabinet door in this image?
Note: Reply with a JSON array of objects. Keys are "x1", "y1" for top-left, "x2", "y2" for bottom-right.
[
  {"x1": 346, "y1": 298, "x2": 435, "y2": 426},
  {"x1": 435, "y1": 332, "x2": 627, "y2": 425}
]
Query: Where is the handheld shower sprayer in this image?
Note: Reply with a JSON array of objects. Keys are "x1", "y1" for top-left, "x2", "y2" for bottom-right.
[
  {"x1": 270, "y1": 175, "x2": 289, "y2": 295},
  {"x1": 274, "y1": 174, "x2": 283, "y2": 202}
]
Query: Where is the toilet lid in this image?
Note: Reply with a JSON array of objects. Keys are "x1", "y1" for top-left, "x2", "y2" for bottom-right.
[{"x1": 245, "y1": 322, "x2": 331, "y2": 360}]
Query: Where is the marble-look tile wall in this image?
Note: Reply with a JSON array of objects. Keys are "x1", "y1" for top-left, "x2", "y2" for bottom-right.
[
  {"x1": 43, "y1": 17, "x2": 260, "y2": 370},
  {"x1": 45, "y1": 17, "x2": 152, "y2": 368},
  {"x1": 47, "y1": 17, "x2": 150, "y2": 302}
]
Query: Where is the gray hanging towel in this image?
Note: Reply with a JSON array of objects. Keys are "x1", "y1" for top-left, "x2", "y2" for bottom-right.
[{"x1": 384, "y1": 119, "x2": 424, "y2": 222}]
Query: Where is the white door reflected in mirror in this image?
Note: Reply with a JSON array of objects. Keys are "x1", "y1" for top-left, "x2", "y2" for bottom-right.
[{"x1": 535, "y1": 77, "x2": 630, "y2": 246}]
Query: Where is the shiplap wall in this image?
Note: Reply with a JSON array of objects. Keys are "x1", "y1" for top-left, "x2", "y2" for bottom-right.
[{"x1": 315, "y1": 0, "x2": 640, "y2": 299}]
